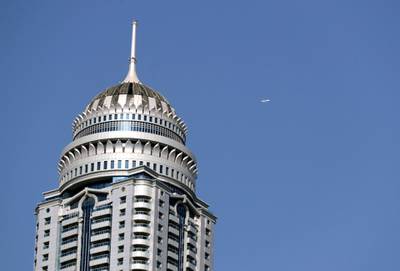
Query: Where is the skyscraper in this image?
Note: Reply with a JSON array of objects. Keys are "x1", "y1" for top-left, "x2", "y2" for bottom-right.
[{"x1": 33, "y1": 21, "x2": 216, "y2": 271}]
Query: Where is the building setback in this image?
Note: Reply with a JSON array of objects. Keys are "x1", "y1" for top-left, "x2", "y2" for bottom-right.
[{"x1": 33, "y1": 22, "x2": 216, "y2": 271}]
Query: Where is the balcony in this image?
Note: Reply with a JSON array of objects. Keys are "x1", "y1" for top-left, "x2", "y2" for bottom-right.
[
  {"x1": 131, "y1": 261, "x2": 148, "y2": 270},
  {"x1": 60, "y1": 264, "x2": 76, "y2": 271},
  {"x1": 186, "y1": 236, "x2": 197, "y2": 247},
  {"x1": 60, "y1": 240, "x2": 78, "y2": 251},
  {"x1": 89, "y1": 256, "x2": 109, "y2": 267},
  {"x1": 133, "y1": 213, "x2": 151, "y2": 222},
  {"x1": 61, "y1": 228, "x2": 79, "y2": 239},
  {"x1": 60, "y1": 252, "x2": 77, "y2": 263},
  {"x1": 131, "y1": 237, "x2": 149, "y2": 247},
  {"x1": 91, "y1": 220, "x2": 112, "y2": 230},
  {"x1": 167, "y1": 238, "x2": 179, "y2": 248},
  {"x1": 132, "y1": 224, "x2": 151, "y2": 235},
  {"x1": 133, "y1": 201, "x2": 152, "y2": 210},
  {"x1": 91, "y1": 232, "x2": 111, "y2": 243},
  {"x1": 167, "y1": 249, "x2": 178, "y2": 259},
  {"x1": 62, "y1": 215, "x2": 79, "y2": 227},
  {"x1": 131, "y1": 249, "x2": 149, "y2": 258},
  {"x1": 92, "y1": 207, "x2": 112, "y2": 218},
  {"x1": 167, "y1": 262, "x2": 178, "y2": 271},
  {"x1": 90, "y1": 244, "x2": 110, "y2": 255},
  {"x1": 168, "y1": 226, "x2": 179, "y2": 236}
]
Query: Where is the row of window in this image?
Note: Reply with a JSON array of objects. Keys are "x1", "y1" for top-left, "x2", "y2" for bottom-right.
[
  {"x1": 61, "y1": 159, "x2": 195, "y2": 190},
  {"x1": 74, "y1": 120, "x2": 185, "y2": 144},
  {"x1": 75, "y1": 113, "x2": 185, "y2": 140}
]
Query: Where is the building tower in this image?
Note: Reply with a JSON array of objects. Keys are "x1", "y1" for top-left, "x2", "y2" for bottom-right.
[{"x1": 33, "y1": 22, "x2": 216, "y2": 271}]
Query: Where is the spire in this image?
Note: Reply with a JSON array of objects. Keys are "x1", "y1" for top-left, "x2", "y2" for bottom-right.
[{"x1": 123, "y1": 20, "x2": 140, "y2": 83}]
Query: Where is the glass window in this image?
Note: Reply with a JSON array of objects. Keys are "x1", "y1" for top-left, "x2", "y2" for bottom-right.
[
  {"x1": 90, "y1": 163, "x2": 94, "y2": 171},
  {"x1": 93, "y1": 118, "x2": 96, "y2": 124},
  {"x1": 120, "y1": 113, "x2": 123, "y2": 119},
  {"x1": 132, "y1": 160, "x2": 136, "y2": 168},
  {"x1": 98, "y1": 117, "x2": 101, "y2": 122},
  {"x1": 108, "y1": 115, "x2": 112, "y2": 120},
  {"x1": 144, "y1": 115, "x2": 147, "y2": 121},
  {"x1": 97, "y1": 162, "x2": 101, "y2": 170},
  {"x1": 160, "y1": 165, "x2": 163, "y2": 174},
  {"x1": 139, "y1": 161, "x2": 143, "y2": 166},
  {"x1": 138, "y1": 114, "x2": 141, "y2": 120},
  {"x1": 125, "y1": 160, "x2": 129, "y2": 168},
  {"x1": 85, "y1": 164, "x2": 88, "y2": 173},
  {"x1": 114, "y1": 114, "x2": 118, "y2": 120},
  {"x1": 103, "y1": 161, "x2": 108, "y2": 169},
  {"x1": 149, "y1": 116, "x2": 153, "y2": 122},
  {"x1": 111, "y1": 160, "x2": 115, "y2": 169},
  {"x1": 146, "y1": 162, "x2": 150, "y2": 167},
  {"x1": 132, "y1": 114, "x2": 135, "y2": 120},
  {"x1": 79, "y1": 166, "x2": 82, "y2": 175},
  {"x1": 118, "y1": 160, "x2": 122, "y2": 169},
  {"x1": 153, "y1": 163, "x2": 157, "y2": 171},
  {"x1": 103, "y1": 116, "x2": 106, "y2": 121}
]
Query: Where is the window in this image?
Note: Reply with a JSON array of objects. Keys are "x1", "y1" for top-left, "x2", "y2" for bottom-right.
[
  {"x1": 118, "y1": 160, "x2": 122, "y2": 169},
  {"x1": 206, "y1": 229, "x2": 211, "y2": 236},
  {"x1": 120, "y1": 113, "x2": 124, "y2": 119},
  {"x1": 43, "y1": 242, "x2": 49, "y2": 249},
  {"x1": 42, "y1": 254, "x2": 48, "y2": 261},
  {"x1": 160, "y1": 165, "x2": 163, "y2": 174},
  {"x1": 206, "y1": 240, "x2": 210, "y2": 248},
  {"x1": 159, "y1": 200, "x2": 164, "y2": 208},
  {"x1": 157, "y1": 261, "x2": 162, "y2": 268},
  {"x1": 158, "y1": 224, "x2": 163, "y2": 232},
  {"x1": 97, "y1": 162, "x2": 101, "y2": 170},
  {"x1": 118, "y1": 233, "x2": 124, "y2": 241},
  {"x1": 44, "y1": 217, "x2": 51, "y2": 225},
  {"x1": 44, "y1": 229, "x2": 50, "y2": 237},
  {"x1": 90, "y1": 163, "x2": 94, "y2": 171},
  {"x1": 146, "y1": 162, "x2": 150, "y2": 167},
  {"x1": 205, "y1": 252, "x2": 210, "y2": 260},
  {"x1": 85, "y1": 164, "x2": 88, "y2": 173},
  {"x1": 157, "y1": 249, "x2": 162, "y2": 256},
  {"x1": 103, "y1": 116, "x2": 106, "y2": 121},
  {"x1": 125, "y1": 160, "x2": 129, "y2": 169},
  {"x1": 119, "y1": 221, "x2": 125, "y2": 229},
  {"x1": 111, "y1": 160, "x2": 115, "y2": 169},
  {"x1": 118, "y1": 246, "x2": 124, "y2": 253},
  {"x1": 79, "y1": 166, "x2": 82, "y2": 174},
  {"x1": 158, "y1": 237, "x2": 162, "y2": 244},
  {"x1": 74, "y1": 168, "x2": 77, "y2": 176},
  {"x1": 144, "y1": 115, "x2": 147, "y2": 121},
  {"x1": 93, "y1": 118, "x2": 96, "y2": 124},
  {"x1": 114, "y1": 114, "x2": 118, "y2": 120},
  {"x1": 153, "y1": 163, "x2": 157, "y2": 171},
  {"x1": 120, "y1": 196, "x2": 126, "y2": 204},
  {"x1": 149, "y1": 116, "x2": 153, "y2": 122},
  {"x1": 132, "y1": 160, "x2": 137, "y2": 167},
  {"x1": 138, "y1": 114, "x2": 141, "y2": 120},
  {"x1": 132, "y1": 114, "x2": 135, "y2": 120},
  {"x1": 159, "y1": 212, "x2": 164, "y2": 220},
  {"x1": 103, "y1": 161, "x2": 108, "y2": 170},
  {"x1": 108, "y1": 115, "x2": 112, "y2": 120},
  {"x1": 119, "y1": 209, "x2": 126, "y2": 216},
  {"x1": 117, "y1": 258, "x2": 123, "y2": 265},
  {"x1": 139, "y1": 161, "x2": 143, "y2": 166},
  {"x1": 166, "y1": 167, "x2": 169, "y2": 175}
]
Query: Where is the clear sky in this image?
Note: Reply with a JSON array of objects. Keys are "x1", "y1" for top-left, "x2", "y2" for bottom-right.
[{"x1": 1, "y1": 0, "x2": 400, "y2": 270}]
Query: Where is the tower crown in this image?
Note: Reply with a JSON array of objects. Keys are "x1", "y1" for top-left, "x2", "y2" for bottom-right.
[{"x1": 57, "y1": 22, "x2": 197, "y2": 194}]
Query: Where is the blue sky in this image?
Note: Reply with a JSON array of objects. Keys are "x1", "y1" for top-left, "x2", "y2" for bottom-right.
[{"x1": 1, "y1": 0, "x2": 400, "y2": 270}]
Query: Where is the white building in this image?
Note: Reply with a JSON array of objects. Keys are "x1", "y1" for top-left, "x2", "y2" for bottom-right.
[{"x1": 33, "y1": 22, "x2": 216, "y2": 271}]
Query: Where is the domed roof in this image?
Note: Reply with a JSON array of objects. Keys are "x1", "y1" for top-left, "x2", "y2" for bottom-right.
[{"x1": 86, "y1": 82, "x2": 173, "y2": 112}]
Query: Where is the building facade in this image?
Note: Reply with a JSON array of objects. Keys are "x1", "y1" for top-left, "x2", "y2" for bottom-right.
[{"x1": 33, "y1": 22, "x2": 216, "y2": 271}]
